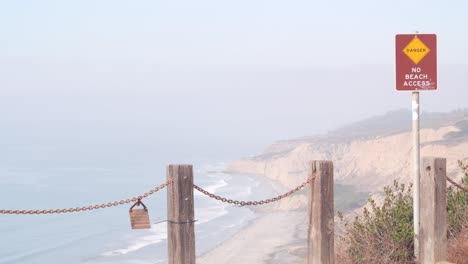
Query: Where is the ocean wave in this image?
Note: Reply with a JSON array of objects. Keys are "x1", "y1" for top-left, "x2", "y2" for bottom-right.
[
  {"x1": 233, "y1": 186, "x2": 252, "y2": 198},
  {"x1": 100, "y1": 203, "x2": 229, "y2": 257},
  {"x1": 100, "y1": 166, "x2": 258, "y2": 259},
  {"x1": 101, "y1": 224, "x2": 167, "y2": 257},
  {"x1": 196, "y1": 205, "x2": 229, "y2": 225},
  {"x1": 194, "y1": 178, "x2": 228, "y2": 196}
]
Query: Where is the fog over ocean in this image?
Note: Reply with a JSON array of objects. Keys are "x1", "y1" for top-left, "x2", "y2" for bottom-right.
[{"x1": 0, "y1": 153, "x2": 280, "y2": 264}]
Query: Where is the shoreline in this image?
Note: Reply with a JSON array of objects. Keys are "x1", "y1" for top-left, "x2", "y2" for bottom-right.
[{"x1": 198, "y1": 170, "x2": 308, "y2": 264}]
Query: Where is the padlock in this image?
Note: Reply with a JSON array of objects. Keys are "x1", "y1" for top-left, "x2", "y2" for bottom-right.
[{"x1": 129, "y1": 199, "x2": 151, "y2": 229}]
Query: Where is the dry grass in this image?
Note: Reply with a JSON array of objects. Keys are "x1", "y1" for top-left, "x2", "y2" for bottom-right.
[{"x1": 447, "y1": 227, "x2": 468, "y2": 264}]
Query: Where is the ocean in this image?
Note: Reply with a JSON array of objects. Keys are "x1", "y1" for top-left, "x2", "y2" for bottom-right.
[{"x1": 0, "y1": 161, "x2": 277, "y2": 264}]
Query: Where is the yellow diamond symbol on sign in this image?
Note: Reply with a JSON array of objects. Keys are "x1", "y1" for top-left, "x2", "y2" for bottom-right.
[{"x1": 403, "y1": 37, "x2": 431, "y2": 65}]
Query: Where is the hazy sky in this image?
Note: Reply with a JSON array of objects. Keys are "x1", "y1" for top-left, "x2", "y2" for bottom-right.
[{"x1": 1, "y1": 0, "x2": 467, "y2": 161}]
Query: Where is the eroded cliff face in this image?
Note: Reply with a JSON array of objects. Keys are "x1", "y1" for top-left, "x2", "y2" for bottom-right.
[{"x1": 228, "y1": 125, "x2": 468, "y2": 193}]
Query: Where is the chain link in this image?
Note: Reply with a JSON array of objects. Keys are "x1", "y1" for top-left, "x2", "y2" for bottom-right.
[
  {"x1": 193, "y1": 174, "x2": 316, "y2": 206},
  {"x1": 447, "y1": 176, "x2": 468, "y2": 193},
  {"x1": 0, "y1": 179, "x2": 173, "y2": 215}
]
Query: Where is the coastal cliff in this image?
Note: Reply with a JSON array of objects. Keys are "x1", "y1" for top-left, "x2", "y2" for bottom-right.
[{"x1": 228, "y1": 110, "x2": 468, "y2": 193}]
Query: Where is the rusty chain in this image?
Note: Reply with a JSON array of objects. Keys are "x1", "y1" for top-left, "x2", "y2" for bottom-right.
[
  {"x1": 446, "y1": 176, "x2": 468, "y2": 193},
  {"x1": 193, "y1": 174, "x2": 316, "y2": 206},
  {"x1": 0, "y1": 179, "x2": 173, "y2": 215},
  {"x1": 3, "y1": 173, "x2": 464, "y2": 215}
]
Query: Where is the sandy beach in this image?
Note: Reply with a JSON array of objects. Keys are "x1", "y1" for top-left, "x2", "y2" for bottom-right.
[{"x1": 198, "y1": 210, "x2": 308, "y2": 264}]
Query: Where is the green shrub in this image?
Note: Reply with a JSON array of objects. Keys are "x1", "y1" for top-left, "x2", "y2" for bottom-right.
[
  {"x1": 338, "y1": 180, "x2": 414, "y2": 263},
  {"x1": 447, "y1": 160, "x2": 468, "y2": 237},
  {"x1": 339, "y1": 161, "x2": 468, "y2": 263}
]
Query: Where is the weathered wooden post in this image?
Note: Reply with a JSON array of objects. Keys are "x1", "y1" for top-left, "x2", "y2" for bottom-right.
[
  {"x1": 308, "y1": 160, "x2": 334, "y2": 264},
  {"x1": 420, "y1": 157, "x2": 447, "y2": 263},
  {"x1": 167, "y1": 165, "x2": 196, "y2": 264}
]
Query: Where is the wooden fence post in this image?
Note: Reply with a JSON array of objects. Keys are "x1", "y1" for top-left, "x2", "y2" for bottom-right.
[
  {"x1": 420, "y1": 157, "x2": 447, "y2": 263},
  {"x1": 167, "y1": 164, "x2": 196, "y2": 264},
  {"x1": 308, "y1": 160, "x2": 334, "y2": 264}
]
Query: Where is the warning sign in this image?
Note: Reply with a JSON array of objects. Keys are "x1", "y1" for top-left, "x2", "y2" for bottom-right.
[
  {"x1": 396, "y1": 34, "x2": 437, "y2": 91},
  {"x1": 403, "y1": 37, "x2": 430, "y2": 65}
]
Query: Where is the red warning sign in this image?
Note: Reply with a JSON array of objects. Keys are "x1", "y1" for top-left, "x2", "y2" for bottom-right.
[{"x1": 396, "y1": 34, "x2": 437, "y2": 91}]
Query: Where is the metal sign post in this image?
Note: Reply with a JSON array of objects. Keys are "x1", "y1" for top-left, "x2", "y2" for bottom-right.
[
  {"x1": 395, "y1": 33, "x2": 437, "y2": 259},
  {"x1": 412, "y1": 91, "x2": 420, "y2": 258}
]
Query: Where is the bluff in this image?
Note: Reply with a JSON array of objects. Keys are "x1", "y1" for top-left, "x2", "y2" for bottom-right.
[{"x1": 228, "y1": 109, "x2": 468, "y2": 193}]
